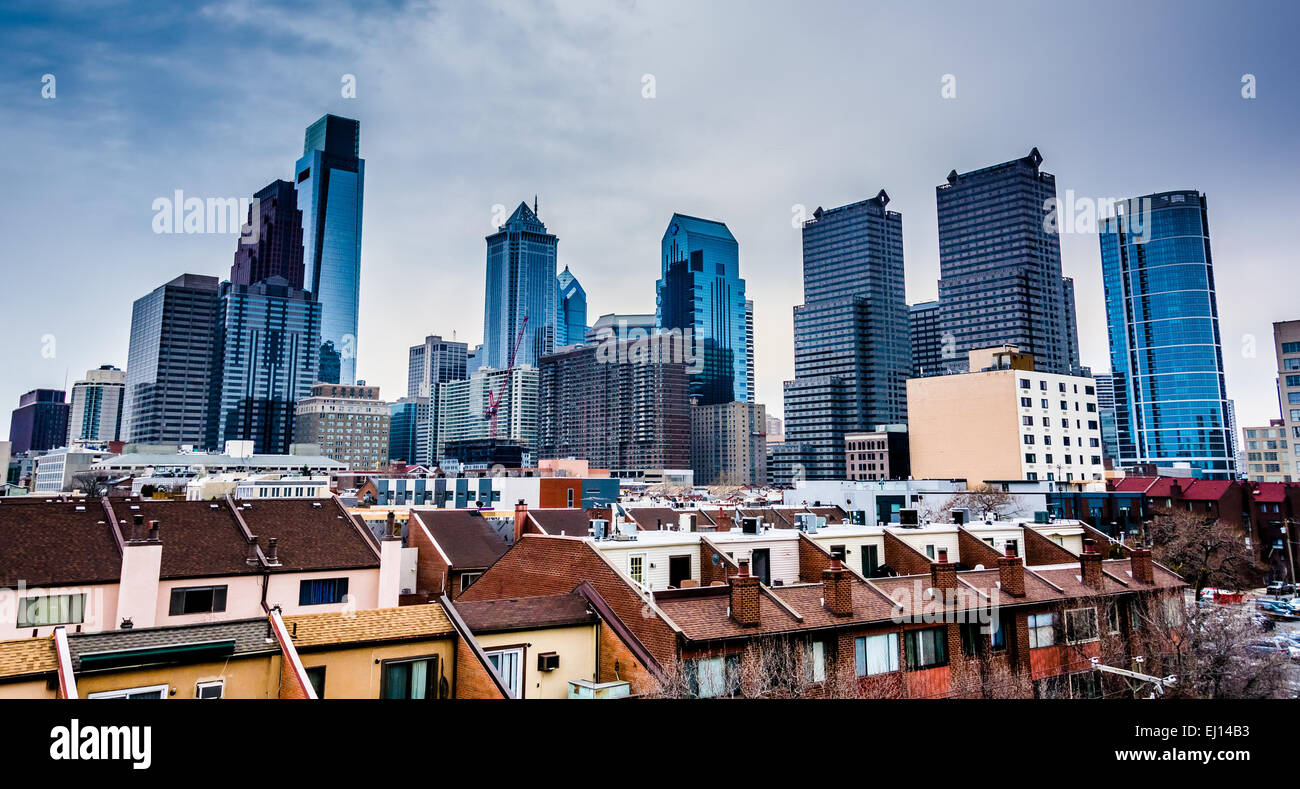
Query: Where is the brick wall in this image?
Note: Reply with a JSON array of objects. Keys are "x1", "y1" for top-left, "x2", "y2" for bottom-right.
[
  {"x1": 453, "y1": 637, "x2": 508, "y2": 699},
  {"x1": 883, "y1": 531, "x2": 933, "y2": 576},
  {"x1": 956, "y1": 526, "x2": 1004, "y2": 567},
  {"x1": 598, "y1": 622, "x2": 656, "y2": 695}
]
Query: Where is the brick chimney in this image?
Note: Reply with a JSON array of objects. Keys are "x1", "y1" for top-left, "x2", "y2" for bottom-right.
[
  {"x1": 265, "y1": 537, "x2": 280, "y2": 565},
  {"x1": 822, "y1": 557, "x2": 854, "y2": 616},
  {"x1": 513, "y1": 500, "x2": 528, "y2": 544},
  {"x1": 131, "y1": 513, "x2": 144, "y2": 541},
  {"x1": 997, "y1": 545, "x2": 1026, "y2": 598},
  {"x1": 930, "y1": 547, "x2": 958, "y2": 592},
  {"x1": 729, "y1": 558, "x2": 761, "y2": 627},
  {"x1": 1129, "y1": 547, "x2": 1154, "y2": 584},
  {"x1": 246, "y1": 535, "x2": 262, "y2": 566},
  {"x1": 385, "y1": 510, "x2": 397, "y2": 539},
  {"x1": 1081, "y1": 539, "x2": 1104, "y2": 588}
]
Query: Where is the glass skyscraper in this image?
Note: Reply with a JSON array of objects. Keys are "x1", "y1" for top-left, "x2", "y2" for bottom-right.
[
  {"x1": 1100, "y1": 190, "x2": 1235, "y2": 479},
  {"x1": 295, "y1": 115, "x2": 363, "y2": 384},
  {"x1": 482, "y1": 201, "x2": 557, "y2": 370},
  {"x1": 773, "y1": 191, "x2": 910, "y2": 481},
  {"x1": 656, "y1": 213, "x2": 749, "y2": 405},
  {"x1": 556, "y1": 265, "x2": 587, "y2": 347},
  {"x1": 205, "y1": 277, "x2": 322, "y2": 455},
  {"x1": 936, "y1": 148, "x2": 1080, "y2": 376}
]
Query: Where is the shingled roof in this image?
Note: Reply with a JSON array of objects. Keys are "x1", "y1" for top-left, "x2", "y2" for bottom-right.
[
  {"x1": 285, "y1": 604, "x2": 454, "y2": 649},
  {"x1": 0, "y1": 499, "x2": 122, "y2": 587},
  {"x1": 526, "y1": 508, "x2": 595, "y2": 537},
  {"x1": 410, "y1": 509, "x2": 510, "y2": 569},
  {"x1": 456, "y1": 593, "x2": 597, "y2": 634}
]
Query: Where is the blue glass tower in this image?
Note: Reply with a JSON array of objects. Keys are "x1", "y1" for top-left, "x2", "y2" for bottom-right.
[
  {"x1": 1100, "y1": 190, "x2": 1235, "y2": 479},
  {"x1": 656, "y1": 214, "x2": 749, "y2": 405},
  {"x1": 556, "y1": 265, "x2": 587, "y2": 347},
  {"x1": 483, "y1": 201, "x2": 558, "y2": 370},
  {"x1": 295, "y1": 115, "x2": 363, "y2": 385}
]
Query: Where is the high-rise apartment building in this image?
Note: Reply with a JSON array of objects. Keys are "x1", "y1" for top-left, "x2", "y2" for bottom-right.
[
  {"x1": 435, "y1": 367, "x2": 538, "y2": 463},
  {"x1": 1271, "y1": 321, "x2": 1300, "y2": 480},
  {"x1": 1242, "y1": 419, "x2": 1290, "y2": 483},
  {"x1": 293, "y1": 382, "x2": 389, "y2": 469},
  {"x1": 1093, "y1": 373, "x2": 1120, "y2": 464},
  {"x1": 908, "y1": 300, "x2": 946, "y2": 377},
  {"x1": 229, "y1": 179, "x2": 305, "y2": 290},
  {"x1": 556, "y1": 265, "x2": 587, "y2": 348},
  {"x1": 1100, "y1": 190, "x2": 1235, "y2": 479},
  {"x1": 407, "y1": 335, "x2": 468, "y2": 398},
  {"x1": 388, "y1": 396, "x2": 433, "y2": 466},
  {"x1": 537, "y1": 341, "x2": 691, "y2": 475},
  {"x1": 67, "y1": 365, "x2": 125, "y2": 446},
  {"x1": 8, "y1": 389, "x2": 69, "y2": 455},
  {"x1": 775, "y1": 191, "x2": 910, "y2": 482},
  {"x1": 122, "y1": 274, "x2": 221, "y2": 446},
  {"x1": 483, "y1": 202, "x2": 557, "y2": 370},
  {"x1": 656, "y1": 214, "x2": 749, "y2": 404},
  {"x1": 295, "y1": 114, "x2": 364, "y2": 384},
  {"x1": 206, "y1": 277, "x2": 321, "y2": 455},
  {"x1": 936, "y1": 148, "x2": 1079, "y2": 376},
  {"x1": 690, "y1": 401, "x2": 767, "y2": 486}
]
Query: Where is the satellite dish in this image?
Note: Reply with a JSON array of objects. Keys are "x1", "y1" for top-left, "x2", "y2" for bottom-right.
[{"x1": 711, "y1": 553, "x2": 721, "y2": 567}]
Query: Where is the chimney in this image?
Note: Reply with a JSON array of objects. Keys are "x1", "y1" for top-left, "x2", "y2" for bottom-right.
[
  {"x1": 729, "y1": 559, "x2": 761, "y2": 627},
  {"x1": 997, "y1": 545, "x2": 1025, "y2": 598},
  {"x1": 1129, "y1": 547, "x2": 1154, "y2": 584},
  {"x1": 930, "y1": 547, "x2": 958, "y2": 592},
  {"x1": 822, "y1": 557, "x2": 854, "y2": 616},
  {"x1": 265, "y1": 537, "x2": 279, "y2": 565},
  {"x1": 131, "y1": 513, "x2": 144, "y2": 541},
  {"x1": 1081, "y1": 538, "x2": 1104, "y2": 588},
  {"x1": 146, "y1": 519, "x2": 160, "y2": 541},
  {"x1": 385, "y1": 510, "x2": 397, "y2": 539},
  {"x1": 513, "y1": 499, "x2": 528, "y2": 544},
  {"x1": 246, "y1": 536, "x2": 261, "y2": 566}
]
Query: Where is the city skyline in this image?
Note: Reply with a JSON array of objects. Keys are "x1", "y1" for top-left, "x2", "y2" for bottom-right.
[{"x1": 2, "y1": 1, "x2": 1298, "y2": 440}]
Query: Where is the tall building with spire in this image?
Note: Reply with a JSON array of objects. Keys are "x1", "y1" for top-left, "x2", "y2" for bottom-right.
[
  {"x1": 230, "y1": 179, "x2": 305, "y2": 289},
  {"x1": 294, "y1": 114, "x2": 364, "y2": 384},
  {"x1": 556, "y1": 265, "x2": 587, "y2": 347},
  {"x1": 482, "y1": 201, "x2": 558, "y2": 370}
]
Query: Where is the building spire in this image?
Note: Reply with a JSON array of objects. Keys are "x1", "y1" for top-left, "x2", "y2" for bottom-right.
[{"x1": 533, "y1": 195, "x2": 538, "y2": 216}]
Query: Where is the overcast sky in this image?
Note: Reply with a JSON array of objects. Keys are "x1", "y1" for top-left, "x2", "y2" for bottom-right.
[{"x1": 2, "y1": 0, "x2": 1297, "y2": 441}]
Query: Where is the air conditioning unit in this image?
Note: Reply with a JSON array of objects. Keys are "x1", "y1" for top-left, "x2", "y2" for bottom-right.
[
  {"x1": 741, "y1": 516, "x2": 761, "y2": 535},
  {"x1": 898, "y1": 508, "x2": 919, "y2": 527},
  {"x1": 1034, "y1": 510, "x2": 1051, "y2": 524},
  {"x1": 951, "y1": 508, "x2": 970, "y2": 525},
  {"x1": 537, "y1": 652, "x2": 560, "y2": 672},
  {"x1": 793, "y1": 513, "x2": 815, "y2": 531},
  {"x1": 589, "y1": 519, "x2": 608, "y2": 540}
]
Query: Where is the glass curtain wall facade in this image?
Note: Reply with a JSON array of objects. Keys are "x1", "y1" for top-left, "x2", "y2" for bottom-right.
[
  {"x1": 656, "y1": 213, "x2": 749, "y2": 405},
  {"x1": 482, "y1": 202, "x2": 558, "y2": 370},
  {"x1": 556, "y1": 265, "x2": 587, "y2": 347},
  {"x1": 1100, "y1": 190, "x2": 1234, "y2": 478},
  {"x1": 295, "y1": 114, "x2": 363, "y2": 385}
]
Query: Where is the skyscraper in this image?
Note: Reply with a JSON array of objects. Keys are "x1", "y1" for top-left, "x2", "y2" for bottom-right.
[
  {"x1": 745, "y1": 299, "x2": 755, "y2": 401},
  {"x1": 1100, "y1": 190, "x2": 1235, "y2": 479},
  {"x1": 908, "y1": 300, "x2": 945, "y2": 377},
  {"x1": 1093, "y1": 372, "x2": 1120, "y2": 463},
  {"x1": 388, "y1": 396, "x2": 432, "y2": 466},
  {"x1": 483, "y1": 201, "x2": 557, "y2": 370},
  {"x1": 407, "y1": 335, "x2": 469, "y2": 398},
  {"x1": 656, "y1": 213, "x2": 749, "y2": 404},
  {"x1": 122, "y1": 274, "x2": 221, "y2": 446},
  {"x1": 774, "y1": 191, "x2": 910, "y2": 481},
  {"x1": 295, "y1": 114, "x2": 364, "y2": 384},
  {"x1": 67, "y1": 365, "x2": 125, "y2": 446},
  {"x1": 206, "y1": 277, "x2": 321, "y2": 455},
  {"x1": 1272, "y1": 320, "x2": 1300, "y2": 480},
  {"x1": 936, "y1": 148, "x2": 1079, "y2": 375},
  {"x1": 230, "y1": 179, "x2": 305, "y2": 290},
  {"x1": 556, "y1": 265, "x2": 587, "y2": 347},
  {"x1": 8, "y1": 389, "x2": 69, "y2": 454}
]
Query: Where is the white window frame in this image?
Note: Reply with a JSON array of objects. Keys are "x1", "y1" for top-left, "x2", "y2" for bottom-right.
[
  {"x1": 484, "y1": 647, "x2": 524, "y2": 698},
  {"x1": 628, "y1": 553, "x2": 647, "y2": 587},
  {"x1": 196, "y1": 679, "x2": 225, "y2": 699},
  {"x1": 1028, "y1": 612, "x2": 1056, "y2": 649},
  {"x1": 88, "y1": 683, "x2": 169, "y2": 700}
]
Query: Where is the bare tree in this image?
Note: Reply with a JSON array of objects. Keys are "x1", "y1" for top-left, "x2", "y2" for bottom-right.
[
  {"x1": 648, "y1": 636, "x2": 892, "y2": 699},
  {"x1": 1146, "y1": 508, "x2": 1263, "y2": 596},
  {"x1": 70, "y1": 471, "x2": 114, "y2": 497}
]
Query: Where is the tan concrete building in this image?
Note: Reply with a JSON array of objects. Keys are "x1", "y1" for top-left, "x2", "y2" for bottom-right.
[
  {"x1": 293, "y1": 382, "x2": 391, "y2": 470},
  {"x1": 906, "y1": 346, "x2": 1104, "y2": 486},
  {"x1": 1243, "y1": 419, "x2": 1291, "y2": 482},
  {"x1": 690, "y1": 401, "x2": 767, "y2": 486},
  {"x1": 1273, "y1": 321, "x2": 1300, "y2": 480},
  {"x1": 845, "y1": 428, "x2": 909, "y2": 481}
]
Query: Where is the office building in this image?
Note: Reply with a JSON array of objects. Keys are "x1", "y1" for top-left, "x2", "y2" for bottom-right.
[
  {"x1": 907, "y1": 346, "x2": 1104, "y2": 486},
  {"x1": 845, "y1": 427, "x2": 910, "y2": 481},
  {"x1": 537, "y1": 341, "x2": 690, "y2": 476},
  {"x1": 407, "y1": 335, "x2": 469, "y2": 398},
  {"x1": 777, "y1": 191, "x2": 910, "y2": 481},
  {"x1": 1093, "y1": 373, "x2": 1120, "y2": 464},
  {"x1": 293, "y1": 382, "x2": 389, "y2": 469},
  {"x1": 66, "y1": 365, "x2": 125, "y2": 447},
  {"x1": 436, "y1": 366, "x2": 538, "y2": 464},
  {"x1": 1100, "y1": 190, "x2": 1235, "y2": 479},
  {"x1": 936, "y1": 148, "x2": 1079, "y2": 375},
  {"x1": 587, "y1": 313, "x2": 656, "y2": 344},
  {"x1": 389, "y1": 396, "x2": 432, "y2": 466},
  {"x1": 295, "y1": 114, "x2": 364, "y2": 384},
  {"x1": 1272, "y1": 320, "x2": 1300, "y2": 480},
  {"x1": 1242, "y1": 420, "x2": 1290, "y2": 482},
  {"x1": 909, "y1": 300, "x2": 948, "y2": 377},
  {"x1": 8, "y1": 389, "x2": 69, "y2": 455},
  {"x1": 482, "y1": 201, "x2": 557, "y2": 370},
  {"x1": 690, "y1": 401, "x2": 767, "y2": 486},
  {"x1": 206, "y1": 277, "x2": 321, "y2": 455},
  {"x1": 32, "y1": 445, "x2": 115, "y2": 493},
  {"x1": 556, "y1": 265, "x2": 587, "y2": 348},
  {"x1": 122, "y1": 274, "x2": 221, "y2": 446},
  {"x1": 656, "y1": 213, "x2": 749, "y2": 404},
  {"x1": 229, "y1": 179, "x2": 305, "y2": 289}
]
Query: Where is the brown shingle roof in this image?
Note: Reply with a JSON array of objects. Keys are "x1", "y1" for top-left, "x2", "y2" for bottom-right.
[
  {"x1": 0, "y1": 499, "x2": 122, "y2": 587},
  {"x1": 527, "y1": 508, "x2": 594, "y2": 537},
  {"x1": 626, "y1": 507, "x2": 700, "y2": 531},
  {"x1": 411, "y1": 509, "x2": 510, "y2": 569},
  {"x1": 0, "y1": 636, "x2": 57, "y2": 680},
  {"x1": 456, "y1": 593, "x2": 597, "y2": 634},
  {"x1": 238, "y1": 499, "x2": 379, "y2": 573},
  {"x1": 285, "y1": 605, "x2": 454, "y2": 649},
  {"x1": 652, "y1": 586, "x2": 801, "y2": 641}
]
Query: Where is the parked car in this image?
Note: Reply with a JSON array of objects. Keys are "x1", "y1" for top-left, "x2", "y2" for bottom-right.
[
  {"x1": 1246, "y1": 636, "x2": 1300, "y2": 660},
  {"x1": 1255, "y1": 599, "x2": 1299, "y2": 619},
  {"x1": 1200, "y1": 587, "x2": 1245, "y2": 604},
  {"x1": 1266, "y1": 581, "x2": 1297, "y2": 596}
]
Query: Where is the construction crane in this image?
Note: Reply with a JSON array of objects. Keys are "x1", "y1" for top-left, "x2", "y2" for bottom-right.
[{"x1": 485, "y1": 315, "x2": 527, "y2": 440}]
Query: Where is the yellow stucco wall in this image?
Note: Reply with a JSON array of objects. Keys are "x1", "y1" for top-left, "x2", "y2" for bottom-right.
[
  {"x1": 295, "y1": 638, "x2": 455, "y2": 699},
  {"x1": 474, "y1": 625, "x2": 597, "y2": 699},
  {"x1": 0, "y1": 678, "x2": 57, "y2": 699},
  {"x1": 907, "y1": 371, "x2": 1022, "y2": 485},
  {"x1": 74, "y1": 655, "x2": 282, "y2": 699}
]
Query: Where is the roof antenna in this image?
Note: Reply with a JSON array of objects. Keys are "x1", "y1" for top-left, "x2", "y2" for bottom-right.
[{"x1": 534, "y1": 195, "x2": 538, "y2": 216}]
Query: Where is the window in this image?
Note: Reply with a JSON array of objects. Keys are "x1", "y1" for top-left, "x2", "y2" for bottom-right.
[
  {"x1": 1019, "y1": 378, "x2": 1031, "y2": 389},
  {"x1": 298, "y1": 577, "x2": 349, "y2": 606},
  {"x1": 1020, "y1": 397, "x2": 1033, "y2": 408},
  {"x1": 628, "y1": 554, "x2": 646, "y2": 585},
  {"x1": 459, "y1": 572, "x2": 482, "y2": 592},
  {"x1": 688, "y1": 655, "x2": 740, "y2": 698},
  {"x1": 1065, "y1": 608, "x2": 1099, "y2": 643},
  {"x1": 1068, "y1": 671, "x2": 1101, "y2": 699},
  {"x1": 904, "y1": 628, "x2": 948, "y2": 669},
  {"x1": 1106, "y1": 602, "x2": 1120, "y2": 635},
  {"x1": 990, "y1": 611, "x2": 1011, "y2": 651},
  {"x1": 1028, "y1": 612, "x2": 1056, "y2": 648},
  {"x1": 305, "y1": 666, "x2": 326, "y2": 698},
  {"x1": 382, "y1": 656, "x2": 441, "y2": 699},
  {"x1": 168, "y1": 585, "x2": 228, "y2": 616},
  {"x1": 803, "y1": 640, "x2": 826, "y2": 683},
  {"x1": 18, "y1": 593, "x2": 85, "y2": 627},
  {"x1": 88, "y1": 684, "x2": 169, "y2": 699},
  {"x1": 854, "y1": 633, "x2": 899, "y2": 676},
  {"x1": 195, "y1": 680, "x2": 224, "y2": 699}
]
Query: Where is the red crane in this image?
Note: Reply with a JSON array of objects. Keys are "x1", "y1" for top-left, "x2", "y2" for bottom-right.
[{"x1": 485, "y1": 315, "x2": 527, "y2": 440}]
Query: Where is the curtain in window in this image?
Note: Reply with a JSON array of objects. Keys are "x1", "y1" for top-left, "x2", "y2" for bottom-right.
[{"x1": 856, "y1": 634, "x2": 899, "y2": 676}]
